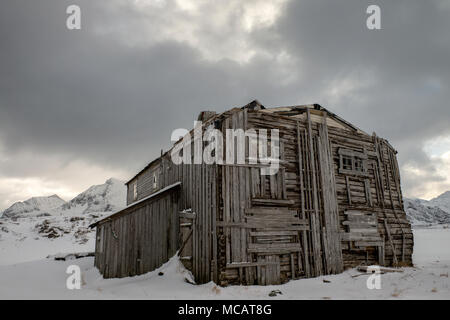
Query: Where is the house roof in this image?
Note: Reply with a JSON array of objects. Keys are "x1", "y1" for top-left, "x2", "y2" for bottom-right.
[
  {"x1": 124, "y1": 100, "x2": 368, "y2": 185},
  {"x1": 260, "y1": 103, "x2": 367, "y2": 134}
]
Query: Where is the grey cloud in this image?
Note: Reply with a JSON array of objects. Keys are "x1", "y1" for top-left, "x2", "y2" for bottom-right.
[
  {"x1": 0, "y1": 0, "x2": 449, "y2": 204},
  {"x1": 257, "y1": 0, "x2": 450, "y2": 185}
]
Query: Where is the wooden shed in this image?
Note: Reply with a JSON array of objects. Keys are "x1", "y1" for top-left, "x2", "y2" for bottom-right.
[{"x1": 90, "y1": 100, "x2": 413, "y2": 285}]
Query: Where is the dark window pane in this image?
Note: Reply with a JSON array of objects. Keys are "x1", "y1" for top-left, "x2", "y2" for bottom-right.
[
  {"x1": 355, "y1": 158, "x2": 363, "y2": 172},
  {"x1": 343, "y1": 156, "x2": 352, "y2": 170}
]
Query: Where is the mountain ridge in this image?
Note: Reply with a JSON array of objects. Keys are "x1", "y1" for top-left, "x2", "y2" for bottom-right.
[
  {"x1": 2, "y1": 194, "x2": 66, "y2": 219},
  {"x1": 0, "y1": 178, "x2": 126, "y2": 245},
  {"x1": 1, "y1": 178, "x2": 126, "y2": 219},
  {"x1": 404, "y1": 190, "x2": 450, "y2": 226}
]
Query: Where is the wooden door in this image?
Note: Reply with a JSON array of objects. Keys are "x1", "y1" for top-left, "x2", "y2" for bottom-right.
[{"x1": 179, "y1": 210, "x2": 195, "y2": 271}]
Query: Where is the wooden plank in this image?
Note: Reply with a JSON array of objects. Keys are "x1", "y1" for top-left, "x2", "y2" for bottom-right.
[
  {"x1": 194, "y1": 164, "x2": 199, "y2": 280},
  {"x1": 317, "y1": 116, "x2": 343, "y2": 274},
  {"x1": 231, "y1": 114, "x2": 241, "y2": 266},
  {"x1": 364, "y1": 178, "x2": 373, "y2": 207},
  {"x1": 223, "y1": 118, "x2": 231, "y2": 265},
  {"x1": 378, "y1": 242, "x2": 385, "y2": 265},
  {"x1": 357, "y1": 266, "x2": 403, "y2": 273},
  {"x1": 344, "y1": 210, "x2": 376, "y2": 216},
  {"x1": 226, "y1": 261, "x2": 279, "y2": 268},
  {"x1": 251, "y1": 198, "x2": 295, "y2": 206},
  {"x1": 245, "y1": 214, "x2": 303, "y2": 221},
  {"x1": 180, "y1": 256, "x2": 192, "y2": 261},
  {"x1": 290, "y1": 253, "x2": 295, "y2": 279},
  {"x1": 346, "y1": 176, "x2": 352, "y2": 205},
  {"x1": 245, "y1": 216, "x2": 308, "y2": 224},
  {"x1": 383, "y1": 218, "x2": 398, "y2": 265},
  {"x1": 248, "y1": 243, "x2": 303, "y2": 254},
  {"x1": 296, "y1": 122, "x2": 310, "y2": 278},
  {"x1": 342, "y1": 222, "x2": 378, "y2": 228},
  {"x1": 179, "y1": 212, "x2": 196, "y2": 219},
  {"x1": 348, "y1": 228, "x2": 379, "y2": 234},
  {"x1": 245, "y1": 208, "x2": 297, "y2": 215},
  {"x1": 306, "y1": 108, "x2": 323, "y2": 276},
  {"x1": 212, "y1": 164, "x2": 218, "y2": 283},
  {"x1": 216, "y1": 221, "x2": 309, "y2": 231},
  {"x1": 355, "y1": 241, "x2": 384, "y2": 247},
  {"x1": 338, "y1": 148, "x2": 368, "y2": 159},
  {"x1": 178, "y1": 228, "x2": 193, "y2": 257},
  {"x1": 341, "y1": 234, "x2": 383, "y2": 241},
  {"x1": 237, "y1": 112, "x2": 248, "y2": 273},
  {"x1": 203, "y1": 163, "x2": 208, "y2": 282},
  {"x1": 250, "y1": 231, "x2": 299, "y2": 237}
]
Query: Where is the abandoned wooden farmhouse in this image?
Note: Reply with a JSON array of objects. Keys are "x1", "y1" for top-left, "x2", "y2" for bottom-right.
[{"x1": 90, "y1": 100, "x2": 413, "y2": 286}]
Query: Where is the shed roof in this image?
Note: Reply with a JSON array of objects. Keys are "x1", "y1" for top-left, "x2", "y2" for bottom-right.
[{"x1": 89, "y1": 181, "x2": 181, "y2": 228}]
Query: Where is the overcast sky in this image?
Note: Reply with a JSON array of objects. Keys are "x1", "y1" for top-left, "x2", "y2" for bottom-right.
[{"x1": 0, "y1": 0, "x2": 449, "y2": 210}]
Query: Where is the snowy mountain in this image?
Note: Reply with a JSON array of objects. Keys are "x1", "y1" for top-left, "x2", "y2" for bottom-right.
[
  {"x1": 404, "y1": 190, "x2": 450, "y2": 226},
  {"x1": 2, "y1": 195, "x2": 66, "y2": 219},
  {"x1": 404, "y1": 198, "x2": 450, "y2": 226},
  {"x1": 0, "y1": 178, "x2": 126, "y2": 263},
  {"x1": 60, "y1": 178, "x2": 126, "y2": 215},
  {"x1": 1, "y1": 178, "x2": 126, "y2": 219},
  {"x1": 429, "y1": 191, "x2": 450, "y2": 213}
]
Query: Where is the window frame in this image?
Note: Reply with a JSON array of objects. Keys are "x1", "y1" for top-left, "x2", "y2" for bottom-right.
[
  {"x1": 132, "y1": 181, "x2": 138, "y2": 201},
  {"x1": 338, "y1": 148, "x2": 368, "y2": 176}
]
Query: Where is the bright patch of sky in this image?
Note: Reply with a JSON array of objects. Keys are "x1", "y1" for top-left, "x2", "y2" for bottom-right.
[
  {"x1": 94, "y1": 0, "x2": 288, "y2": 63},
  {"x1": 423, "y1": 135, "x2": 450, "y2": 158}
]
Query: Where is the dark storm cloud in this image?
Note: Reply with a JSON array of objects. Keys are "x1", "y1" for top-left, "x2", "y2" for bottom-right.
[
  {"x1": 266, "y1": 0, "x2": 450, "y2": 159},
  {"x1": 252, "y1": 0, "x2": 450, "y2": 198},
  {"x1": 0, "y1": 0, "x2": 449, "y2": 203},
  {"x1": 0, "y1": 0, "x2": 296, "y2": 174}
]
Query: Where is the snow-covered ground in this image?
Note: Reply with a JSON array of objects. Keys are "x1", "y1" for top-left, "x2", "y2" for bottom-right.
[
  {"x1": 1, "y1": 182, "x2": 448, "y2": 299},
  {"x1": 0, "y1": 227, "x2": 449, "y2": 299}
]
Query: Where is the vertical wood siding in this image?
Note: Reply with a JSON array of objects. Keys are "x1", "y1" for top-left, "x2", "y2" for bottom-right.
[{"x1": 94, "y1": 189, "x2": 179, "y2": 278}]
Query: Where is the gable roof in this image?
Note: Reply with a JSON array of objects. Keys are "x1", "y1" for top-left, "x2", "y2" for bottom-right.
[{"x1": 260, "y1": 103, "x2": 367, "y2": 134}]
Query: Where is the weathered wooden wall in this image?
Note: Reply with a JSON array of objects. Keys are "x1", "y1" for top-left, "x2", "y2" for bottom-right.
[
  {"x1": 94, "y1": 186, "x2": 180, "y2": 278},
  {"x1": 217, "y1": 107, "x2": 412, "y2": 285},
  {"x1": 122, "y1": 118, "x2": 220, "y2": 284},
  {"x1": 217, "y1": 109, "x2": 345, "y2": 285},
  {"x1": 126, "y1": 161, "x2": 161, "y2": 205},
  {"x1": 331, "y1": 130, "x2": 413, "y2": 268}
]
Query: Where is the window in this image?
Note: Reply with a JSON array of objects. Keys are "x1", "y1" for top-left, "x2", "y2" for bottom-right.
[
  {"x1": 354, "y1": 157, "x2": 364, "y2": 172},
  {"x1": 153, "y1": 172, "x2": 158, "y2": 189},
  {"x1": 133, "y1": 182, "x2": 138, "y2": 201},
  {"x1": 338, "y1": 148, "x2": 368, "y2": 176},
  {"x1": 342, "y1": 155, "x2": 353, "y2": 170}
]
